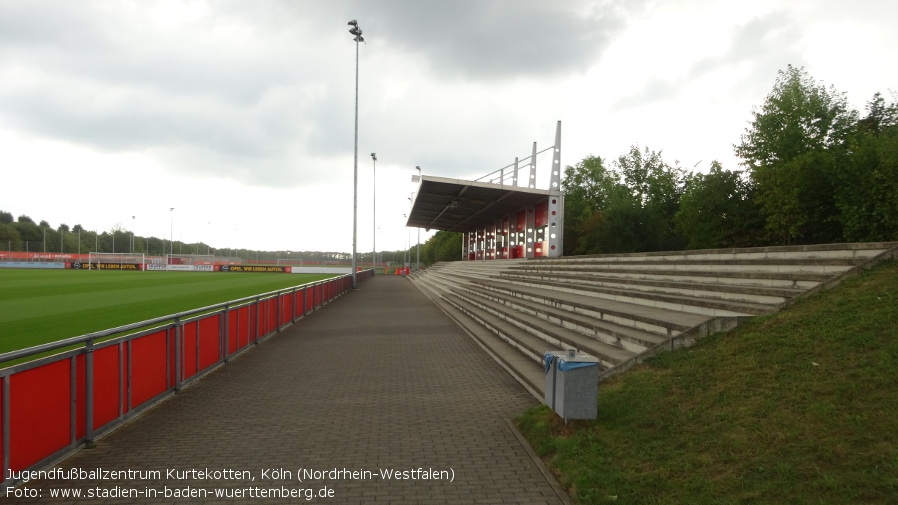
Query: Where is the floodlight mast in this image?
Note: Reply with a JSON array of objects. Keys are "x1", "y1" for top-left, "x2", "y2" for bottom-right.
[
  {"x1": 169, "y1": 207, "x2": 174, "y2": 257},
  {"x1": 348, "y1": 19, "x2": 364, "y2": 287},
  {"x1": 371, "y1": 152, "x2": 377, "y2": 274}
]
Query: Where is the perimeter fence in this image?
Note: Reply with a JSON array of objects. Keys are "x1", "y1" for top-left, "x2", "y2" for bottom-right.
[{"x1": 0, "y1": 269, "x2": 373, "y2": 488}]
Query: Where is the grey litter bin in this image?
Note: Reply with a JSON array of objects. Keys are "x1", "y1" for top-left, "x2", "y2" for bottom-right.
[{"x1": 544, "y1": 349, "x2": 600, "y2": 420}]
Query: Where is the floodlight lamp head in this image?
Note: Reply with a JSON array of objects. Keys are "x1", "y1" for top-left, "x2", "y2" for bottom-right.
[
  {"x1": 347, "y1": 20, "x2": 358, "y2": 26},
  {"x1": 371, "y1": 153, "x2": 377, "y2": 160},
  {"x1": 349, "y1": 27, "x2": 361, "y2": 36}
]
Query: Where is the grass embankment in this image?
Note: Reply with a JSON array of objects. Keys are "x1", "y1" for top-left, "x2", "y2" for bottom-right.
[
  {"x1": 0, "y1": 270, "x2": 334, "y2": 354},
  {"x1": 517, "y1": 260, "x2": 898, "y2": 504}
]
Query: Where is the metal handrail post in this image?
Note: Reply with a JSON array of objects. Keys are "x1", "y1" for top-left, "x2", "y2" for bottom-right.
[
  {"x1": 84, "y1": 338, "x2": 96, "y2": 447},
  {"x1": 174, "y1": 317, "x2": 182, "y2": 392},
  {"x1": 254, "y1": 296, "x2": 261, "y2": 344},
  {"x1": 222, "y1": 303, "x2": 230, "y2": 364}
]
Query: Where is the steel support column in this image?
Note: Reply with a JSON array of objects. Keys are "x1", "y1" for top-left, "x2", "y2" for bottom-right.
[{"x1": 548, "y1": 120, "x2": 564, "y2": 257}]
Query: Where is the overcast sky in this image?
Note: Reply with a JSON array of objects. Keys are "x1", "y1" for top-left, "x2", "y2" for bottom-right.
[{"x1": 2, "y1": 0, "x2": 896, "y2": 255}]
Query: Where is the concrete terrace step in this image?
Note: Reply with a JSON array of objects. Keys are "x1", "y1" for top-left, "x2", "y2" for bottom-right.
[
  {"x1": 411, "y1": 274, "x2": 547, "y2": 395},
  {"x1": 445, "y1": 292, "x2": 633, "y2": 369},
  {"x1": 444, "y1": 293, "x2": 564, "y2": 363},
  {"x1": 532, "y1": 242, "x2": 894, "y2": 263},
  {"x1": 477, "y1": 274, "x2": 778, "y2": 316},
  {"x1": 409, "y1": 242, "x2": 898, "y2": 392},
  {"x1": 505, "y1": 266, "x2": 829, "y2": 289},
  {"x1": 451, "y1": 282, "x2": 669, "y2": 354},
  {"x1": 514, "y1": 260, "x2": 860, "y2": 277},
  {"x1": 434, "y1": 271, "x2": 709, "y2": 336},
  {"x1": 499, "y1": 271, "x2": 803, "y2": 302},
  {"x1": 441, "y1": 268, "x2": 762, "y2": 317},
  {"x1": 418, "y1": 271, "x2": 655, "y2": 364}
]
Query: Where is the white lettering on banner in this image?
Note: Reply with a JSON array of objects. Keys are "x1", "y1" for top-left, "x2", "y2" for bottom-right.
[{"x1": 163, "y1": 264, "x2": 214, "y2": 272}]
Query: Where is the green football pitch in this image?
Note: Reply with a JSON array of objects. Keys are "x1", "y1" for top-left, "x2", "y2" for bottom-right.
[{"x1": 0, "y1": 269, "x2": 337, "y2": 355}]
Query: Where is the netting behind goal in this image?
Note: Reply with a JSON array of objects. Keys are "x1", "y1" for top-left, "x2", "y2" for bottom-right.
[
  {"x1": 166, "y1": 254, "x2": 214, "y2": 265},
  {"x1": 86, "y1": 252, "x2": 146, "y2": 270},
  {"x1": 164, "y1": 254, "x2": 215, "y2": 271}
]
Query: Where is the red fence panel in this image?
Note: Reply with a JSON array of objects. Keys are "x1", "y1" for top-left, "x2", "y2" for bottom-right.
[
  {"x1": 227, "y1": 310, "x2": 238, "y2": 355},
  {"x1": 281, "y1": 292, "x2": 293, "y2": 326},
  {"x1": 268, "y1": 298, "x2": 278, "y2": 334},
  {"x1": 198, "y1": 316, "x2": 220, "y2": 371},
  {"x1": 258, "y1": 300, "x2": 270, "y2": 337},
  {"x1": 182, "y1": 321, "x2": 199, "y2": 380},
  {"x1": 236, "y1": 306, "x2": 250, "y2": 350},
  {"x1": 9, "y1": 360, "x2": 71, "y2": 470},
  {"x1": 92, "y1": 346, "x2": 120, "y2": 432},
  {"x1": 129, "y1": 330, "x2": 169, "y2": 409},
  {"x1": 1, "y1": 274, "x2": 353, "y2": 485}
]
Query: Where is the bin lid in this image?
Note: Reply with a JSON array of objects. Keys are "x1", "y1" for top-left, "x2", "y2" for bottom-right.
[
  {"x1": 545, "y1": 349, "x2": 601, "y2": 373},
  {"x1": 546, "y1": 349, "x2": 600, "y2": 363}
]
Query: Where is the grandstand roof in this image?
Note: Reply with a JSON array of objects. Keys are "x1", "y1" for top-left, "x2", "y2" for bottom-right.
[{"x1": 405, "y1": 175, "x2": 560, "y2": 232}]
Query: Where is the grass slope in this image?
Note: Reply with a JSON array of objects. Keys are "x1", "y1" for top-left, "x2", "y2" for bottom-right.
[
  {"x1": 0, "y1": 269, "x2": 334, "y2": 354},
  {"x1": 517, "y1": 260, "x2": 898, "y2": 504}
]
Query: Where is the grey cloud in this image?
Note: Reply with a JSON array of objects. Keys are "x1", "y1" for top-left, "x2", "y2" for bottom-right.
[
  {"x1": 0, "y1": 1, "x2": 344, "y2": 181},
  {"x1": 0, "y1": 0, "x2": 617, "y2": 189},
  {"x1": 687, "y1": 11, "x2": 804, "y2": 94},
  {"x1": 358, "y1": 0, "x2": 626, "y2": 80},
  {"x1": 611, "y1": 10, "x2": 806, "y2": 112}
]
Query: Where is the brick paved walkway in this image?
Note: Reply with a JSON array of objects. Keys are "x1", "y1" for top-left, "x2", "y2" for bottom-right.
[{"x1": 16, "y1": 276, "x2": 567, "y2": 504}]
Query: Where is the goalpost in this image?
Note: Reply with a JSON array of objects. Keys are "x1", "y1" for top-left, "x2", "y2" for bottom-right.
[{"x1": 86, "y1": 252, "x2": 146, "y2": 271}]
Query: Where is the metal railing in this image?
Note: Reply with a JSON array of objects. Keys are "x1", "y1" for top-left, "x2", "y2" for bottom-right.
[
  {"x1": 474, "y1": 145, "x2": 556, "y2": 187},
  {"x1": 0, "y1": 271, "x2": 369, "y2": 487}
]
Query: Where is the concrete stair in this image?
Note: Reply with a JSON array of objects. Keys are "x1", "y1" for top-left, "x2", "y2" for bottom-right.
[{"x1": 410, "y1": 242, "x2": 898, "y2": 397}]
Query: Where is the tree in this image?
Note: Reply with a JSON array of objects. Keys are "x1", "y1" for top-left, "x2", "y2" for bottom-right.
[
  {"x1": 420, "y1": 231, "x2": 462, "y2": 266},
  {"x1": 614, "y1": 145, "x2": 689, "y2": 251},
  {"x1": 835, "y1": 92, "x2": 898, "y2": 241},
  {"x1": 11, "y1": 215, "x2": 41, "y2": 245},
  {"x1": 561, "y1": 147, "x2": 689, "y2": 254},
  {"x1": 856, "y1": 91, "x2": 898, "y2": 135},
  {"x1": 0, "y1": 223, "x2": 22, "y2": 250},
  {"x1": 575, "y1": 183, "x2": 642, "y2": 254},
  {"x1": 561, "y1": 155, "x2": 618, "y2": 255},
  {"x1": 735, "y1": 65, "x2": 857, "y2": 244},
  {"x1": 0, "y1": 211, "x2": 13, "y2": 225},
  {"x1": 675, "y1": 162, "x2": 762, "y2": 249}
]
